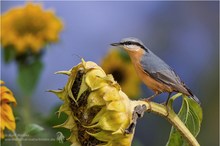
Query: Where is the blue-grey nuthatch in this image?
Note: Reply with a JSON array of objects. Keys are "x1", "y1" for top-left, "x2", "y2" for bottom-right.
[{"x1": 111, "y1": 37, "x2": 200, "y2": 104}]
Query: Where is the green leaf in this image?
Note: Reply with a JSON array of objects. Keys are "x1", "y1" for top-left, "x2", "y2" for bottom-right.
[
  {"x1": 2, "y1": 46, "x2": 16, "y2": 63},
  {"x1": 17, "y1": 59, "x2": 43, "y2": 95},
  {"x1": 167, "y1": 93, "x2": 182, "y2": 111},
  {"x1": 166, "y1": 95, "x2": 203, "y2": 146},
  {"x1": 25, "y1": 123, "x2": 44, "y2": 136}
]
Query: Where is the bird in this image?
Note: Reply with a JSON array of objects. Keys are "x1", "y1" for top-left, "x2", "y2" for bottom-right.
[{"x1": 111, "y1": 37, "x2": 200, "y2": 105}]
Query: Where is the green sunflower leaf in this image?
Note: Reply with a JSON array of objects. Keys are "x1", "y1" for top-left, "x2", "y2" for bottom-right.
[{"x1": 166, "y1": 95, "x2": 203, "y2": 146}]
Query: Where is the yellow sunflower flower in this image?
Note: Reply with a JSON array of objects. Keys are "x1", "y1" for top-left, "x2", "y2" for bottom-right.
[
  {"x1": 101, "y1": 49, "x2": 141, "y2": 98},
  {"x1": 0, "y1": 80, "x2": 17, "y2": 139},
  {"x1": 0, "y1": 2, "x2": 63, "y2": 54}
]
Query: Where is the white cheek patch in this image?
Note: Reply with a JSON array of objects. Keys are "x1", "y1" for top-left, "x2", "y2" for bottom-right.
[{"x1": 125, "y1": 45, "x2": 140, "y2": 51}]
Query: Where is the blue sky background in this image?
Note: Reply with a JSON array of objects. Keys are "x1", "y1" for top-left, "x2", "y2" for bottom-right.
[{"x1": 1, "y1": 1, "x2": 219, "y2": 146}]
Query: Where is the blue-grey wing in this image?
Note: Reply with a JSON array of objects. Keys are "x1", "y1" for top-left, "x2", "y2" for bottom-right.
[
  {"x1": 140, "y1": 51, "x2": 185, "y2": 91},
  {"x1": 140, "y1": 51, "x2": 200, "y2": 104}
]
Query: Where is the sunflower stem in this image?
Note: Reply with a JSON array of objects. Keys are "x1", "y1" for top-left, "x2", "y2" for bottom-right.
[
  {"x1": 12, "y1": 131, "x2": 22, "y2": 146},
  {"x1": 135, "y1": 100, "x2": 199, "y2": 146},
  {"x1": 23, "y1": 96, "x2": 31, "y2": 125}
]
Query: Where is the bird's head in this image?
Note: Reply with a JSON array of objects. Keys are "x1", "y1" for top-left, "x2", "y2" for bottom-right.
[{"x1": 111, "y1": 37, "x2": 149, "y2": 53}]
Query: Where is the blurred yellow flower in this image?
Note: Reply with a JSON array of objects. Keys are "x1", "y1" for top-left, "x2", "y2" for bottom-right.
[
  {"x1": 101, "y1": 49, "x2": 141, "y2": 98},
  {"x1": 0, "y1": 80, "x2": 17, "y2": 139},
  {"x1": 0, "y1": 2, "x2": 63, "y2": 54}
]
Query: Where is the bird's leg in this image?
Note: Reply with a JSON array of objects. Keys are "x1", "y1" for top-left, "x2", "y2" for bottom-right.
[
  {"x1": 141, "y1": 92, "x2": 159, "y2": 102},
  {"x1": 165, "y1": 92, "x2": 172, "y2": 106},
  {"x1": 161, "y1": 92, "x2": 172, "y2": 105},
  {"x1": 141, "y1": 92, "x2": 160, "y2": 112},
  {"x1": 148, "y1": 93, "x2": 158, "y2": 101}
]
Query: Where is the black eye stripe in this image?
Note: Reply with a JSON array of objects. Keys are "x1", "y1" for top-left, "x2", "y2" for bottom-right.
[
  {"x1": 121, "y1": 41, "x2": 142, "y2": 47},
  {"x1": 124, "y1": 41, "x2": 132, "y2": 45},
  {"x1": 120, "y1": 41, "x2": 148, "y2": 52}
]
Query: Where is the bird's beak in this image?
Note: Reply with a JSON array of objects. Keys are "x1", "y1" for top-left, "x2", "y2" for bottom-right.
[{"x1": 110, "y1": 42, "x2": 121, "y2": 46}]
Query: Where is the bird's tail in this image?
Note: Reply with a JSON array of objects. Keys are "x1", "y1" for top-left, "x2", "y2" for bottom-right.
[
  {"x1": 185, "y1": 86, "x2": 201, "y2": 105},
  {"x1": 190, "y1": 94, "x2": 201, "y2": 105}
]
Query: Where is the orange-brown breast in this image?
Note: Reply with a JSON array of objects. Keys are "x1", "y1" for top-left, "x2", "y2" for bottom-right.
[{"x1": 125, "y1": 48, "x2": 173, "y2": 93}]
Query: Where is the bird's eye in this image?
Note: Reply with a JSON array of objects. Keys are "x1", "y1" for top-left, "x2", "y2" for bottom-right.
[{"x1": 124, "y1": 41, "x2": 132, "y2": 45}]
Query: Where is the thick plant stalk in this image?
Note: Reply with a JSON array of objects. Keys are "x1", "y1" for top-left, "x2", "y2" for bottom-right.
[{"x1": 133, "y1": 100, "x2": 199, "y2": 146}]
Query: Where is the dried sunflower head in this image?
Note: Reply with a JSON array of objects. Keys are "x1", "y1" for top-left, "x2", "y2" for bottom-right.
[{"x1": 50, "y1": 59, "x2": 146, "y2": 146}]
